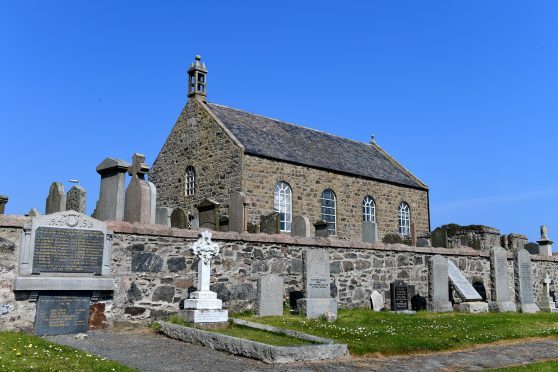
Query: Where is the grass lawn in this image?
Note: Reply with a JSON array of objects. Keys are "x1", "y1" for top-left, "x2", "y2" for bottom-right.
[
  {"x1": 0, "y1": 332, "x2": 134, "y2": 371},
  {"x1": 167, "y1": 316, "x2": 314, "y2": 347},
  {"x1": 492, "y1": 360, "x2": 558, "y2": 371},
  {"x1": 238, "y1": 310, "x2": 558, "y2": 355}
]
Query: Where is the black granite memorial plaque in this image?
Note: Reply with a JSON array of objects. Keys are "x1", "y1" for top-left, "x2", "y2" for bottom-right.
[
  {"x1": 33, "y1": 227, "x2": 104, "y2": 273},
  {"x1": 34, "y1": 291, "x2": 91, "y2": 336},
  {"x1": 390, "y1": 281, "x2": 409, "y2": 311}
]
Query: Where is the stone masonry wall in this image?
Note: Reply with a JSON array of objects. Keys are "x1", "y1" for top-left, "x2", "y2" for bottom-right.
[
  {"x1": 150, "y1": 98, "x2": 244, "y2": 216},
  {"x1": 242, "y1": 155, "x2": 430, "y2": 241},
  {"x1": 2, "y1": 217, "x2": 558, "y2": 330}
]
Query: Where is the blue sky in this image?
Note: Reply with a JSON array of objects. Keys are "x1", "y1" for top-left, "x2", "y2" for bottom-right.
[{"x1": 1, "y1": 1, "x2": 557, "y2": 244}]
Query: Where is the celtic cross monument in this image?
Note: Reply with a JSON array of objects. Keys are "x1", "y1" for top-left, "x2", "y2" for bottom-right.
[{"x1": 180, "y1": 230, "x2": 228, "y2": 323}]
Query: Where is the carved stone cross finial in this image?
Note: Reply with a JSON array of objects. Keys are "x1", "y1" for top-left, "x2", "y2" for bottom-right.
[
  {"x1": 128, "y1": 153, "x2": 149, "y2": 180},
  {"x1": 191, "y1": 229, "x2": 220, "y2": 265}
]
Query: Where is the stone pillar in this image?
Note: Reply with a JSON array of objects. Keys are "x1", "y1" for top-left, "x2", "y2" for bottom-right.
[
  {"x1": 0, "y1": 195, "x2": 7, "y2": 214},
  {"x1": 95, "y1": 158, "x2": 130, "y2": 221},
  {"x1": 45, "y1": 182, "x2": 66, "y2": 214},
  {"x1": 537, "y1": 225, "x2": 553, "y2": 257}
]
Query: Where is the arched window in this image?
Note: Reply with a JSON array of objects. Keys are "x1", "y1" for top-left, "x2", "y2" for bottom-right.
[
  {"x1": 274, "y1": 181, "x2": 292, "y2": 232},
  {"x1": 321, "y1": 189, "x2": 336, "y2": 236},
  {"x1": 362, "y1": 196, "x2": 376, "y2": 222},
  {"x1": 185, "y1": 166, "x2": 195, "y2": 196},
  {"x1": 398, "y1": 202, "x2": 411, "y2": 236}
]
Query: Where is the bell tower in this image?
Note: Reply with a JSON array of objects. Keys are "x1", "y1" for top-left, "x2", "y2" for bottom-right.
[{"x1": 188, "y1": 55, "x2": 208, "y2": 101}]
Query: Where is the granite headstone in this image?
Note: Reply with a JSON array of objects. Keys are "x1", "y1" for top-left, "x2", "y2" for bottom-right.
[
  {"x1": 66, "y1": 186, "x2": 86, "y2": 213},
  {"x1": 427, "y1": 255, "x2": 453, "y2": 312},
  {"x1": 45, "y1": 182, "x2": 66, "y2": 215},
  {"x1": 514, "y1": 248, "x2": 539, "y2": 313},
  {"x1": 257, "y1": 274, "x2": 284, "y2": 316},
  {"x1": 95, "y1": 157, "x2": 130, "y2": 221},
  {"x1": 489, "y1": 246, "x2": 516, "y2": 312},
  {"x1": 362, "y1": 221, "x2": 379, "y2": 243}
]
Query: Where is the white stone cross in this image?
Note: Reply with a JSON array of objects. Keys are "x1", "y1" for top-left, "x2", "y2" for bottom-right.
[
  {"x1": 544, "y1": 273, "x2": 552, "y2": 296},
  {"x1": 191, "y1": 230, "x2": 220, "y2": 292}
]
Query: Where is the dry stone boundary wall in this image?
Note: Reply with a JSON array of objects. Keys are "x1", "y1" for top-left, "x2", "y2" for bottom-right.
[{"x1": 2, "y1": 215, "x2": 558, "y2": 331}]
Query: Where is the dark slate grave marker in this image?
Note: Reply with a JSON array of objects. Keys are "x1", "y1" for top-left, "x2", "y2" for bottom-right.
[
  {"x1": 35, "y1": 291, "x2": 91, "y2": 336},
  {"x1": 390, "y1": 280, "x2": 410, "y2": 311},
  {"x1": 473, "y1": 281, "x2": 487, "y2": 301},
  {"x1": 289, "y1": 290, "x2": 304, "y2": 310},
  {"x1": 411, "y1": 293, "x2": 427, "y2": 311},
  {"x1": 33, "y1": 227, "x2": 104, "y2": 274}
]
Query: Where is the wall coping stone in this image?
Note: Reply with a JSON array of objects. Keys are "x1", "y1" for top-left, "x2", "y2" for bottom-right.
[{"x1": 1, "y1": 214, "x2": 557, "y2": 262}]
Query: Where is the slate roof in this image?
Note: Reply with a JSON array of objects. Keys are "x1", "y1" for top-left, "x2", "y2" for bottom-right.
[{"x1": 206, "y1": 102, "x2": 427, "y2": 190}]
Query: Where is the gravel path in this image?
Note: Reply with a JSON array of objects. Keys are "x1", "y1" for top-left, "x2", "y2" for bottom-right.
[{"x1": 49, "y1": 326, "x2": 558, "y2": 371}]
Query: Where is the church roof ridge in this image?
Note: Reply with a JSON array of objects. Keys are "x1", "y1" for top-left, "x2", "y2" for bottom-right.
[
  {"x1": 206, "y1": 102, "x2": 372, "y2": 148},
  {"x1": 205, "y1": 102, "x2": 427, "y2": 190}
]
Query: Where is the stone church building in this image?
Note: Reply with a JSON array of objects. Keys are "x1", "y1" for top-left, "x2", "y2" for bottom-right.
[{"x1": 150, "y1": 56, "x2": 430, "y2": 241}]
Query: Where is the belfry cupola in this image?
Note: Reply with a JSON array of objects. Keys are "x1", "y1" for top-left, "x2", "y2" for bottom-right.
[{"x1": 187, "y1": 55, "x2": 208, "y2": 100}]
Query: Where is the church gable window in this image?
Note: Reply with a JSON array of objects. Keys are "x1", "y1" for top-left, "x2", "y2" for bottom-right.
[
  {"x1": 185, "y1": 166, "x2": 196, "y2": 196},
  {"x1": 362, "y1": 196, "x2": 376, "y2": 222},
  {"x1": 321, "y1": 189, "x2": 337, "y2": 236},
  {"x1": 274, "y1": 181, "x2": 292, "y2": 232},
  {"x1": 398, "y1": 202, "x2": 411, "y2": 236}
]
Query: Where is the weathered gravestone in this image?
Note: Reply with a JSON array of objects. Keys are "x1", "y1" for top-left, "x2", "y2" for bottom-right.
[
  {"x1": 257, "y1": 274, "x2": 284, "y2": 316},
  {"x1": 180, "y1": 230, "x2": 228, "y2": 323},
  {"x1": 124, "y1": 153, "x2": 153, "y2": 224},
  {"x1": 171, "y1": 207, "x2": 188, "y2": 229},
  {"x1": 362, "y1": 221, "x2": 379, "y2": 243},
  {"x1": 489, "y1": 246, "x2": 516, "y2": 312},
  {"x1": 447, "y1": 260, "x2": 487, "y2": 313},
  {"x1": 0, "y1": 194, "x2": 8, "y2": 214},
  {"x1": 297, "y1": 249, "x2": 337, "y2": 319},
  {"x1": 260, "y1": 212, "x2": 280, "y2": 234},
  {"x1": 514, "y1": 248, "x2": 539, "y2": 313},
  {"x1": 370, "y1": 290, "x2": 384, "y2": 311},
  {"x1": 14, "y1": 211, "x2": 115, "y2": 335},
  {"x1": 291, "y1": 215, "x2": 313, "y2": 238},
  {"x1": 430, "y1": 228, "x2": 448, "y2": 248},
  {"x1": 427, "y1": 255, "x2": 453, "y2": 312},
  {"x1": 228, "y1": 191, "x2": 248, "y2": 233},
  {"x1": 95, "y1": 157, "x2": 130, "y2": 221},
  {"x1": 66, "y1": 186, "x2": 86, "y2": 213},
  {"x1": 390, "y1": 280, "x2": 412, "y2": 312},
  {"x1": 314, "y1": 220, "x2": 329, "y2": 238},
  {"x1": 45, "y1": 182, "x2": 66, "y2": 214},
  {"x1": 196, "y1": 199, "x2": 220, "y2": 230},
  {"x1": 155, "y1": 207, "x2": 172, "y2": 227},
  {"x1": 538, "y1": 273, "x2": 558, "y2": 313}
]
